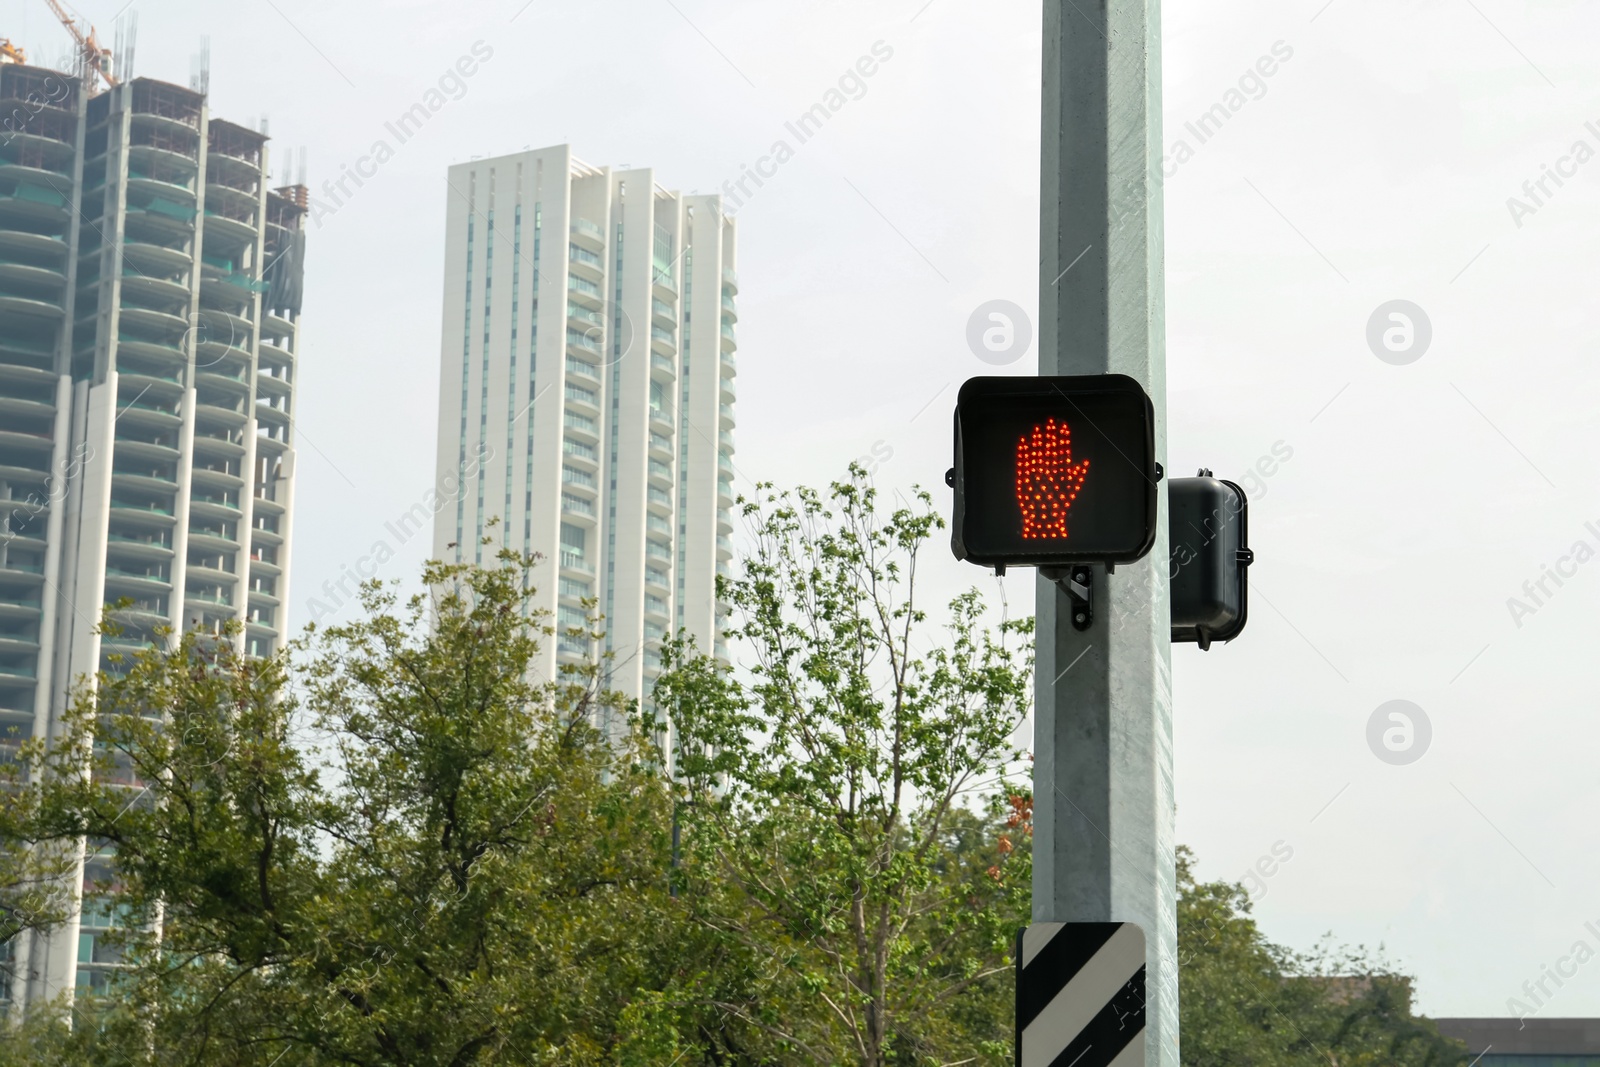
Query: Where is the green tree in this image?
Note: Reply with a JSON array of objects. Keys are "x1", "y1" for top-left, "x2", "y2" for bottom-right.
[
  {"x1": 1177, "y1": 846, "x2": 1467, "y2": 1067},
  {"x1": 655, "y1": 470, "x2": 1034, "y2": 1066},
  {"x1": 15, "y1": 554, "x2": 689, "y2": 1065}
]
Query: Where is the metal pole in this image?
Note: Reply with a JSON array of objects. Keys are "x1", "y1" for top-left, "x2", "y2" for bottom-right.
[{"x1": 1035, "y1": 1, "x2": 1176, "y2": 1064}]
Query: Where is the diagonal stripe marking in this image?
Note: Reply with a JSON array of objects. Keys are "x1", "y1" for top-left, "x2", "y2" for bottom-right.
[
  {"x1": 1019, "y1": 922, "x2": 1120, "y2": 1028},
  {"x1": 1022, "y1": 926, "x2": 1144, "y2": 1066}
]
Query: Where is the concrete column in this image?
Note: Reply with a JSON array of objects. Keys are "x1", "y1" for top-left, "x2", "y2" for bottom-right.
[{"x1": 1035, "y1": 1, "x2": 1176, "y2": 1064}]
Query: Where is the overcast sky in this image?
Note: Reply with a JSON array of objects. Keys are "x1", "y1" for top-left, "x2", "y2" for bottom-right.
[{"x1": 8, "y1": 0, "x2": 1599, "y2": 1020}]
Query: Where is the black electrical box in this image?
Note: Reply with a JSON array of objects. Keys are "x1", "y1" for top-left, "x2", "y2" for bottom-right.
[{"x1": 1169, "y1": 473, "x2": 1253, "y2": 649}]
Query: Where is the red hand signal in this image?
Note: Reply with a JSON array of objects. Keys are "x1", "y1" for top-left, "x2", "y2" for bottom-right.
[{"x1": 1016, "y1": 418, "x2": 1089, "y2": 539}]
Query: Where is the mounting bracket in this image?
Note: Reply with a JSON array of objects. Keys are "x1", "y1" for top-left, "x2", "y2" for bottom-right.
[{"x1": 1041, "y1": 565, "x2": 1095, "y2": 631}]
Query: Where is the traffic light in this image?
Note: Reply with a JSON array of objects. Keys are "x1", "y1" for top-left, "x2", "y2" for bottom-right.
[
  {"x1": 1168, "y1": 471, "x2": 1253, "y2": 649},
  {"x1": 950, "y1": 374, "x2": 1158, "y2": 569}
]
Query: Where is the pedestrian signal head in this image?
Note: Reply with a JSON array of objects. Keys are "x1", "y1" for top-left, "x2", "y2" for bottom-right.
[{"x1": 951, "y1": 375, "x2": 1158, "y2": 568}]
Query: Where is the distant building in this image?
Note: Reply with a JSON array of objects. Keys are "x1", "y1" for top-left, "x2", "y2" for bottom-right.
[
  {"x1": 0, "y1": 65, "x2": 308, "y2": 1013},
  {"x1": 1433, "y1": 1018, "x2": 1600, "y2": 1065},
  {"x1": 432, "y1": 145, "x2": 737, "y2": 713}
]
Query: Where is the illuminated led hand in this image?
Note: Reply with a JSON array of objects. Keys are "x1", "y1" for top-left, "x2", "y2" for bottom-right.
[{"x1": 1015, "y1": 418, "x2": 1088, "y2": 539}]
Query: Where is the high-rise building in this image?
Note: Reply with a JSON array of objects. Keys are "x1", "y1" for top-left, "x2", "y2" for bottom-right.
[
  {"x1": 432, "y1": 145, "x2": 737, "y2": 708},
  {"x1": 0, "y1": 64, "x2": 308, "y2": 1011}
]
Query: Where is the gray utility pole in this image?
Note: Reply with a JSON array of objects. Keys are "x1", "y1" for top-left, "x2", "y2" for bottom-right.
[{"x1": 1035, "y1": 1, "x2": 1177, "y2": 1065}]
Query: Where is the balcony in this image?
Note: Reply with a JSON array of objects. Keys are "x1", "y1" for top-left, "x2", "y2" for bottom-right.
[
  {"x1": 123, "y1": 194, "x2": 197, "y2": 238},
  {"x1": 0, "y1": 229, "x2": 68, "y2": 266},
  {"x1": 560, "y1": 493, "x2": 596, "y2": 519},
  {"x1": 651, "y1": 268, "x2": 677, "y2": 300},
  {"x1": 0, "y1": 392, "x2": 53, "y2": 421},
  {"x1": 0, "y1": 590, "x2": 43, "y2": 616},
  {"x1": 564, "y1": 356, "x2": 600, "y2": 381},
  {"x1": 561, "y1": 464, "x2": 599, "y2": 494},
  {"x1": 719, "y1": 403, "x2": 734, "y2": 428},
  {"x1": 0, "y1": 423, "x2": 52, "y2": 455},
  {"x1": 196, "y1": 338, "x2": 253, "y2": 372},
  {"x1": 566, "y1": 328, "x2": 602, "y2": 357},
  {"x1": 0, "y1": 286, "x2": 63, "y2": 322},
  {"x1": 108, "y1": 497, "x2": 175, "y2": 524},
  {"x1": 650, "y1": 325, "x2": 675, "y2": 356},
  {"x1": 206, "y1": 148, "x2": 259, "y2": 185},
  {"x1": 562, "y1": 437, "x2": 599, "y2": 467},
  {"x1": 720, "y1": 322, "x2": 736, "y2": 352},
  {"x1": 201, "y1": 207, "x2": 258, "y2": 245},
  {"x1": 127, "y1": 141, "x2": 199, "y2": 180},
  {"x1": 563, "y1": 383, "x2": 600, "y2": 414},
  {"x1": 0, "y1": 257, "x2": 64, "y2": 296},
  {"x1": 195, "y1": 398, "x2": 248, "y2": 430},
  {"x1": 190, "y1": 493, "x2": 243, "y2": 522},
  {"x1": 120, "y1": 239, "x2": 190, "y2": 277},
  {"x1": 191, "y1": 376, "x2": 247, "y2": 413},
  {"x1": 650, "y1": 352, "x2": 674, "y2": 379},
  {"x1": 567, "y1": 273, "x2": 602, "y2": 308},
  {"x1": 568, "y1": 303, "x2": 603, "y2": 330},
  {"x1": 568, "y1": 243, "x2": 604, "y2": 280},
  {"x1": 559, "y1": 551, "x2": 593, "y2": 577},
  {"x1": 126, "y1": 170, "x2": 196, "y2": 207},
  {"x1": 255, "y1": 373, "x2": 292, "y2": 401},
  {"x1": 103, "y1": 566, "x2": 172, "y2": 593},
  {"x1": 260, "y1": 311, "x2": 295, "y2": 339},
  {"x1": 563, "y1": 411, "x2": 599, "y2": 441},
  {"x1": 121, "y1": 269, "x2": 190, "y2": 308},
  {"x1": 191, "y1": 463, "x2": 244, "y2": 490},
  {"x1": 118, "y1": 305, "x2": 188, "y2": 339},
  {"x1": 106, "y1": 530, "x2": 173, "y2": 557},
  {"x1": 0, "y1": 180, "x2": 69, "y2": 225},
  {"x1": 191, "y1": 430, "x2": 247, "y2": 461},
  {"x1": 114, "y1": 396, "x2": 182, "y2": 431},
  {"x1": 722, "y1": 267, "x2": 738, "y2": 293},
  {"x1": 204, "y1": 182, "x2": 257, "y2": 217},
  {"x1": 199, "y1": 271, "x2": 266, "y2": 313},
  {"x1": 570, "y1": 217, "x2": 604, "y2": 247}
]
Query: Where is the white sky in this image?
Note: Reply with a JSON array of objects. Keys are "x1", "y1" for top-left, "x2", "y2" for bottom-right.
[{"x1": 7, "y1": 0, "x2": 1599, "y2": 1020}]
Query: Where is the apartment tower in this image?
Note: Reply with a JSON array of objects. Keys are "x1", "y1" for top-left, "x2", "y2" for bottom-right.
[
  {"x1": 433, "y1": 145, "x2": 737, "y2": 708},
  {"x1": 0, "y1": 62, "x2": 308, "y2": 1011}
]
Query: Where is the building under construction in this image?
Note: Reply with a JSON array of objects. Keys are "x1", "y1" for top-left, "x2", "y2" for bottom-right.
[{"x1": 0, "y1": 53, "x2": 309, "y2": 1011}]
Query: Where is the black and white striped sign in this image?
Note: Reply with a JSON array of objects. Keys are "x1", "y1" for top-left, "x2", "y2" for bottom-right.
[{"x1": 1016, "y1": 922, "x2": 1146, "y2": 1067}]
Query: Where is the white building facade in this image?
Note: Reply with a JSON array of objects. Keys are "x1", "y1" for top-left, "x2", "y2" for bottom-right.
[
  {"x1": 0, "y1": 68, "x2": 308, "y2": 1012},
  {"x1": 432, "y1": 145, "x2": 736, "y2": 706}
]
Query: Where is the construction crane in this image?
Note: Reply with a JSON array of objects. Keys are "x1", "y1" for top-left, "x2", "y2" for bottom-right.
[
  {"x1": 0, "y1": 40, "x2": 26, "y2": 65},
  {"x1": 41, "y1": 0, "x2": 114, "y2": 91}
]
